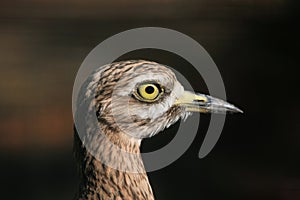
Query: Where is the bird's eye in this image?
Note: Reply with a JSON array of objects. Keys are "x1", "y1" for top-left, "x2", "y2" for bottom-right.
[{"x1": 134, "y1": 83, "x2": 163, "y2": 102}]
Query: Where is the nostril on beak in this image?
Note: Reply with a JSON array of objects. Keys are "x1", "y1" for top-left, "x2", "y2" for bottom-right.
[
  {"x1": 193, "y1": 99, "x2": 206, "y2": 103},
  {"x1": 194, "y1": 99, "x2": 204, "y2": 102}
]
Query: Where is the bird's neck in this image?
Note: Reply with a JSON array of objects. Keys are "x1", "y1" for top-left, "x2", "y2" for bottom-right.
[{"x1": 74, "y1": 128, "x2": 154, "y2": 200}]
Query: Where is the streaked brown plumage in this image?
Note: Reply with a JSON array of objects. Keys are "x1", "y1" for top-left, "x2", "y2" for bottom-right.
[
  {"x1": 74, "y1": 60, "x2": 242, "y2": 200},
  {"x1": 74, "y1": 128, "x2": 153, "y2": 200}
]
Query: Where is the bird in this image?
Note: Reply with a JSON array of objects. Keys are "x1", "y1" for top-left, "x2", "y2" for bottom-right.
[{"x1": 73, "y1": 60, "x2": 242, "y2": 200}]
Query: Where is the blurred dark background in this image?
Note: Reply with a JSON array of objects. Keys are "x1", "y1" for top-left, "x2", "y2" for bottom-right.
[{"x1": 0, "y1": 0, "x2": 299, "y2": 199}]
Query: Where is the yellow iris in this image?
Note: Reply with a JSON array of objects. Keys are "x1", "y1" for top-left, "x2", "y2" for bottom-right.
[{"x1": 136, "y1": 83, "x2": 162, "y2": 102}]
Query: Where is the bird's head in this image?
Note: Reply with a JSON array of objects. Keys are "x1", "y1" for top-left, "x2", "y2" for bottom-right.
[{"x1": 87, "y1": 60, "x2": 242, "y2": 140}]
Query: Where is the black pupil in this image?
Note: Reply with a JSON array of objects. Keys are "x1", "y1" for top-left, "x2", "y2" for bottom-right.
[{"x1": 145, "y1": 86, "x2": 155, "y2": 94}]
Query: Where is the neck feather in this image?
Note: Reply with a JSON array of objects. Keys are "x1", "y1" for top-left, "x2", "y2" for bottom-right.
[{"x1": 74, "y1": 128, "x2": 154, "y2": 200}]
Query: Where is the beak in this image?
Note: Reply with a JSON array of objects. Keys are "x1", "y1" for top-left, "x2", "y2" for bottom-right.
[{"x1": 175, "y1": 91, "x2": 243, "y2": 114}]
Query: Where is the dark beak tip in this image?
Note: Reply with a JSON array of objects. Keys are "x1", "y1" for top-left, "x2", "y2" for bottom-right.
[
  {"x1": 232, "y1": 107, "x2": 243, "y2": 114},
  {"x1": 225, "y1": 105, "x2": 243, "y2": 114}
]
